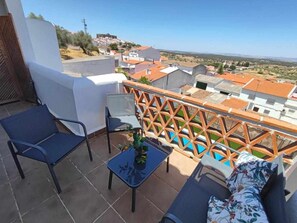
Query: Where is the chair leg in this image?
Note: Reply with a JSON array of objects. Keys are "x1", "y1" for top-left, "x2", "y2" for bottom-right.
[
  {"x1": 8, "y1": 142, "x2": 25, "y2": 179},
  {"x1": 85, "y1": 139, "x2": 93, "y2": 161},
  {"x1": 106, "y1": 131, "x2": 111, "y2": 154},
  {"x1": 47, "y1": 164, "x2": 62, "y2": 193}
]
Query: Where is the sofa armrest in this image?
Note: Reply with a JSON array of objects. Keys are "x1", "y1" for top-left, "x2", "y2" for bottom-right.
[
  {"x1": 200, "y1": 154, "x2": 233, "y2": 178},
  {"x1": 160, "y1": 213, "x2": 183, "y2": 223}
]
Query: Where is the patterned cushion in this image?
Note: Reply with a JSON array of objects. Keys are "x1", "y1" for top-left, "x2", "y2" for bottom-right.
[
  {"x1": 208, "y1": 187, "x2": 269, "y2": 223},
  {"x1": 235, "y1": 151, "x2": 261, "y2": 166},
  {"x1": 226, "y1": 154, "x2": 277, "y2": 193}
]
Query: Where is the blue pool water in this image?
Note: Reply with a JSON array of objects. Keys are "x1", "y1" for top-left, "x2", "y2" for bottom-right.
[{"x1": 169, "y1": 132, "x2": 231, "y2": 166}]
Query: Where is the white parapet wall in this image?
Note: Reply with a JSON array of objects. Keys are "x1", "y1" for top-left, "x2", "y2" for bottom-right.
[
  {"x1": 29, "y1": 62, "x2": 126, "y2": 135},
  {"x1": 63, "y1": 56, "x2": 116, "y2": 76},
  {"x1": 26, "y1": 18, "x2": 63, "y2": 72}
]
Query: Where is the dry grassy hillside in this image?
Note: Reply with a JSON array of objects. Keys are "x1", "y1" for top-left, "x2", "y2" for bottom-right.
[{"x1": 60, "y1": 48, "x2": 99, "y2": 60}]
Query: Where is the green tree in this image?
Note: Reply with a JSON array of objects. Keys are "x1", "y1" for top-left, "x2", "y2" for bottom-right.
[
  {"x1": 139, "y1": 76, "x2": 152, "y2": 85},
  {"x1": 258, "y1": 69, "x2": 264, "y2": 74},
  {"x1": 116, "y1": 67, "x2": 130, "y2": 79},
  {"x1": 224, "y1": 64, "x2": 229, "y2": 69},
  {"x1": 28, "y1": 12, "x2": 44, "y2": 20},
  {"x1": 73, "y1": 31, "x2": 94, "y2": 55},
  {"x1": 109, "y1": 43, "x2": 118, "y2": 51},
  {"x1": 230, "y1": 65, "x2": 236, "y2": 71},
  {"x1": 244, "y1": 62, "x2": 250, "y2": 67},
  {"x1": 55, "y1": 26, "x2": 73, "y2": 48},
  {"x1": 217, "y1": 64, "x2": 224, "y2": 74}
]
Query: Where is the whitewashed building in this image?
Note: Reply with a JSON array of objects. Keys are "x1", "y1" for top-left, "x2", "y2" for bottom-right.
[
  {"x1": 240, "y1": 79, "x2": 296, "y2": 120},
  {"x1": 123, "y1": 46, "x2": 161, "y2": 62}
]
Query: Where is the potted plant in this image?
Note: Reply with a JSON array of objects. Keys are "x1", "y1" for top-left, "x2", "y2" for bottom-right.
[
  {"x1": 132, "y1": 131, "x2": 148, "y2": 165},
  {"x1": 118, "y1": 128, "x2": 148, "y2": 165}
]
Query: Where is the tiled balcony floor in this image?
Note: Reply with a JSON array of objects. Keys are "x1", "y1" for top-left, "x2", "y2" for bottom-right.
[{"x1": 0, "y1": 102, "x2": 197, "y2": 223}]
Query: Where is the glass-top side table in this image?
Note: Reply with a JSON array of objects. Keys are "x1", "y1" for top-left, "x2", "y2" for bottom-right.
[{"x1": 107, "y1": 139, "x2": 172, "y2": 212}]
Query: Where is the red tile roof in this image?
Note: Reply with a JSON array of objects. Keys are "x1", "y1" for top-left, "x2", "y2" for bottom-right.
[
  {"x1": 243, "y1": 79, "x2": 295, "y2": 98},
  {"x1": 123, "y1": 60, "x2": 142, "y2": 65},
  {"x1": 221, "y1": 98, "x2": 249, "y2": 110},
  {"x1": 219, "y1": 73, "x2": 256, "y2": 85},
  {"x1": 131, "y1": 65, "x2": 167, "y2": 81}
]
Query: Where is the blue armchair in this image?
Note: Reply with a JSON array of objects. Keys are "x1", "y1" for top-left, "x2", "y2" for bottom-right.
[
  {"x1": 0, "y1": 105, "x2": 93, "y2": 193},
  {"x1": 105, "y1": 93, "x2": 142, "y2": 153}
]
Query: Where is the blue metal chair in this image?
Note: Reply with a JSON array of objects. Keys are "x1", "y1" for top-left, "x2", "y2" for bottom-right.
[
  {"x1": 105, "y1": 93, "x2": 142, "y2": 153},
  {"x1": 0, "y1": 105, "x2": 93, "y2": 193}
]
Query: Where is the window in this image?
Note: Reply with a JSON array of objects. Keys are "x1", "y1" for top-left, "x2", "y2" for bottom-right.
[
  {"x1": 253, "y1": 106, "x2": 259, "y2": 112},
  {"x1": 220, "y1": 91, "x2": 230, "y2": 95},
  {"x1": 196, "y1": 81, "x2": 207, "y2": 90},
  {"x1": 264, "y1": 109, "x2": 270, "y2": 115},
  {"x1": 288, "y1": 109, "x2": 295, "y2": 114},
  {"x1": 248, "y1": 94, "x2": 255, "y2": 100},
  {"x1": 266, "y1": 98, "x2": 275, "y2": 105}
]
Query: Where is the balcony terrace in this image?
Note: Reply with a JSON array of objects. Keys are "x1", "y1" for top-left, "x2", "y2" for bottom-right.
[
  {"x1": 1, "y1": 1, "x2": 297, "y2": 221},
  {"x1": 0, "y1": 101, "x2": 198, "y2": 223},
  {"x1": 1, "y1": 81, "x2": 297, "y2": 222}
]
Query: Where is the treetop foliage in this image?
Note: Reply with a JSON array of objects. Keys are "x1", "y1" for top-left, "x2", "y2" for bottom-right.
[
  {"x1": 27, "y1": 12, "x2": 95, "y2": 54},
  {"x1": 28, "y1": 12, "x2": 45, "y2": 20}
]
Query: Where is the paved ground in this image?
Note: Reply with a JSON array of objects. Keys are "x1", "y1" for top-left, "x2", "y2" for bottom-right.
[{"x1": 0, "y1": 101, "x2": 197, "y2": 223}]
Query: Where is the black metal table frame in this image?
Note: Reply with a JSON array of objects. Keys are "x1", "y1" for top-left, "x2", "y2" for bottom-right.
[{"x1": 108, "y1": 143, "x2": 170, "y2": 212}]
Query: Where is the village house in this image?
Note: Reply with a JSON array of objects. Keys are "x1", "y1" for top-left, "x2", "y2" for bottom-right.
[
  {"x1": 131, "y1": 65, "x2": 196, "y2": 91},
  {"x1": 123, "y1": 46, "x2": 161, "y2": 62}
]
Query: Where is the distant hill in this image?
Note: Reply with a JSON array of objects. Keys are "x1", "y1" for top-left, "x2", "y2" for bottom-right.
[{"x1": 160, "y1": 49, "x2": 297, "y2": 66}]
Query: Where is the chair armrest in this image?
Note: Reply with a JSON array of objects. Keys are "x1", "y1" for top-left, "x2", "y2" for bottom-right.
[
  {"x1": 9, "y1": 139, "x2": 50, "y2": 163},
  {"x1": 105, "y1": 107, "x2": 110, "y2": 129},
  {"x1": 105, "y1": 107, "x2": 111, "y2": 118},
  {"x1": 54, "y1": 118, "x2": 88, "y2": 138},
  {"x1": 161, "y1": 213, "x2": 183, "y2": 223}
]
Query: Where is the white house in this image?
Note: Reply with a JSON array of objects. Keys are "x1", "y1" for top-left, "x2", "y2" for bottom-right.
[
  {"x1": 131, "y1": 65, "x2": 195, "y2": 91},
  {"x1": 240, "y1": 79, "x2": 296, "y2": 120},
  {"x1": 195, "y1": 74, "x2": 223, "y2": 91},
  {"x1": 123, "y1": 46, "x2": 161, "y2": 62}
]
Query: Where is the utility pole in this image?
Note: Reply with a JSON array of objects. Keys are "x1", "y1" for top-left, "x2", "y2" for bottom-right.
[{"x1": 82, "y1": 18, "x2": 87, "y2": 34}]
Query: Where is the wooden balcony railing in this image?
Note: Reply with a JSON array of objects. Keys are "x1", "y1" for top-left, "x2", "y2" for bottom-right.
[{"x1": 123, "y1": 80, "x2": 297, "y2": 173}]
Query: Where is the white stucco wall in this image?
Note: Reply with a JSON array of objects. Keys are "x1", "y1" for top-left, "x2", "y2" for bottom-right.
[
  {"x1": 26, "y1": 18, "x2": 63, "y2": 72},
  {"x1": 152, "y1": 77, "x2": 166, "y2": 89},
  {"x1": 63, "y1": 56, "x2": 115, "y2": 76},
  {"x1": 166, "y1": 70, "x2": 193, "y2": 90},
  {"x1": 152, "y1": 70, "x2": 194, "y2": 90},
  {"x1": 205, "y1": 84, "x2": 216, "y2": 92},
  {"x1": 138, "y1": 48, "x2": 161, "y2": 61},
  {"x1": 240, "y1": 89, "x2": 286, "y2": 118},
  {"x1": 280, "y1": 99, "x2": 297, "y2": 125},
  {"x1": 29, "y1": 62, "x2": 127, "y2": 135},
  {"x1": 4, "y1": 0, "x2": 35, "y2": 64}
]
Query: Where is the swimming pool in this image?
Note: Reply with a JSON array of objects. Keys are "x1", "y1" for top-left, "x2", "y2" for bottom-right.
[{"x1": 169, "y1": 132, "x2": 231, "y2": 166}]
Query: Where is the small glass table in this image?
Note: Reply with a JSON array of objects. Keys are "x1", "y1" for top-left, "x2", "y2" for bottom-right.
[{"x1": 107, "y1": 140, "x2": 172, "y2": 212}]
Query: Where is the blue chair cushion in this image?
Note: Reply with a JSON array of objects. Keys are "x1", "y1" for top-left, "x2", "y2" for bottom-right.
[
  {"x1": 21, "y1": 132, "x2": 85, "y2": 164},
  {"x1": 107, "y1": 115, "x2": 141, "y2": 132}
]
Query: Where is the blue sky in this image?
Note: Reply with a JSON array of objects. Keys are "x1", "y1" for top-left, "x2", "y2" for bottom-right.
[{"x1": 21, "y1": 0, "x2": 297, "y2": 58}]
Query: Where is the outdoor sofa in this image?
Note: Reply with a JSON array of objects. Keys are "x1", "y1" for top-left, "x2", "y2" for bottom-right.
[{"x1": 161, "y1": 143, "x2": 287, "y2": 223}]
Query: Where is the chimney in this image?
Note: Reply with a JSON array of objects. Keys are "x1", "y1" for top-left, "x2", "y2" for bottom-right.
[{"x1": 146, "y1": 69, "x2": 151, "y2": 75}]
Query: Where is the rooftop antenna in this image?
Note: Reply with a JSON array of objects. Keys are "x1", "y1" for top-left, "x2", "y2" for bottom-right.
[{"x1": 82, "y1": 18, "x2": 87, "y2": 34}]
